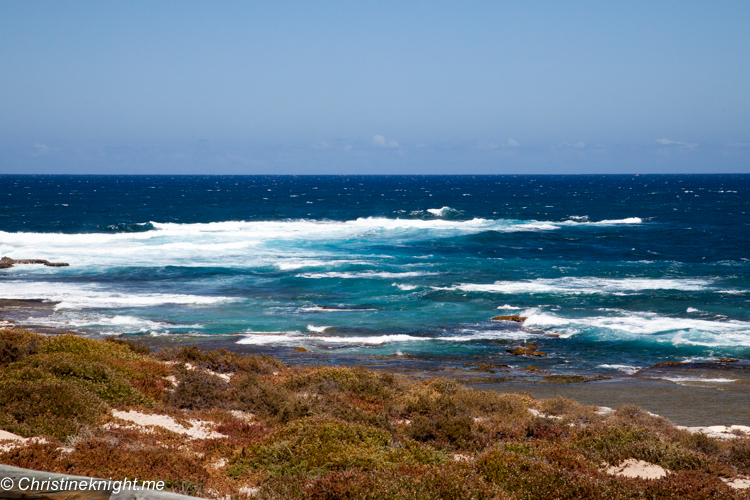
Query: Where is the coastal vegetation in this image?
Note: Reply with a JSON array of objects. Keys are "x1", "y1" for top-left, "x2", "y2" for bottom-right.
[{"x1": 1, "y1": 328, "x2": 749, "y2": 499}]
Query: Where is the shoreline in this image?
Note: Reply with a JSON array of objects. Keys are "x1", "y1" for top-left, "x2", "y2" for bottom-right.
[{"x1": 2, "y1": 305, "x2": 749, "y2": 427}]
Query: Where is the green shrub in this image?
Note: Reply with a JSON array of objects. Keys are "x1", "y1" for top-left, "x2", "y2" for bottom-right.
[
  {"x1": 232, "y1": 374, "x2": 311, "y2": 424},
  {"x1": 163, "y1": 366, "x2": 228, "y2": 410},
  {"x1": 407, "y1": 414, "x2": 473, "y2": 448},
  {"x1": 35, "y1": 334, "x2": 144, "y2": 365},
  {"x1": 266, "y1": 464, "x2": 508, "y2": 500},
  {"x1": 228, "y1": 418, "x2": 447, "y2": 479},
  {"x1": 159, "y1": 345, "x2": 284, "y2": 374},
  {"x1": 286, "y1": 366, "x2": 399, "y2": 401},
  {"x1": 728, "y1": 438, "x2": 750, "y2": 475},
  {"x1": 0, "y1": 380, "x2": 107, "y2": 439},
  {"x1": 104, "y1": 335, "x2": 151, "y2": 355},
  {"x1": 478, "y1": 447, "x2": 599, "y2": 500},
  {"x1": 3, "y1": 352, "x2": 151, "y2": 406},
  {"x1": 0, "y1": 329, "x2": 39, "y2": 366},
  {"x1": 574, "y1": 426, "x2": 706, "y2": 471}
]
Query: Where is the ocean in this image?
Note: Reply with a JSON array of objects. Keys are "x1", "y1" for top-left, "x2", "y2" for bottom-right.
[{"x1": 1, "y1": 174, "x2": 749, "y2": 385}]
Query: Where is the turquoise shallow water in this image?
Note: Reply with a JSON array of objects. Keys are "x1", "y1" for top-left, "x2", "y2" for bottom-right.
[{"x1": 1, "y1": 174, "x2": 749, "y2": 381}]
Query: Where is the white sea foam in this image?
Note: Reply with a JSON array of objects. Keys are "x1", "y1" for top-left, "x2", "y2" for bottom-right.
[
  {"x1": 598, "y1": 364, "x2": 641, "y2": 375},
  {"x1": 426, "y1": 206, "x2": 460, "y2": 217},
  {"x1": 307, "y1": 325, "x2": 331, "y2": 333},
  {"x1": 438, "y1": 277, "x2": 712, "y2": 295},
  {"x1": 237, "y1": 328, "x2": 547, "y2": 346},
  {"x1": 393, "y1": 283, "x2": 419, "y2": 291},
  {"x1": 17, "y1": 311, "x2": 203, "y2": 335},
  {"x1": 274, "y1": 259, "x2": 360, "y2": 270},
  {"x1": 522, "y1": 310, "x2": 750, "y2": 347},
  {"x1": 0, "y1": 215, "x2": 644, "y2": 270},
  {"x1": 0, "y1": 282, "x2": 236, "y2": 310},
  {"x1": 297, "y1": 271, "x2": 435, "y2": 279},
  {"x1": 656, "y1": 376, "x2": 737, "y2": 384},
  {"x1": 298, "y1": 306, "x2": 378, "y2": 312},
  {"x1": 237, "y1": 333, "x2": 427, "y2": 345},
  {"x1": 441, "y1": 329, "x2": 537, "y2": 341},
  {"x1": 496, "y1": 304, "x2": 523, "y2": 310}
]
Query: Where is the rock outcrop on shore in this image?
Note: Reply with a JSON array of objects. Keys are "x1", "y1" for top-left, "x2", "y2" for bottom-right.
[
  {"x1": 0, "y1": 256, "x2": 69, "y2": 269},
  {"x1": 506, "y1": 344, "x2": 548, "y2": 357},
  {"x1": 491, "y1": 315, "x2": 527, "y2": 322}
]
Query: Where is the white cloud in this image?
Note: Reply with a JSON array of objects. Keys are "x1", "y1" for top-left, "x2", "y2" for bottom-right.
[
  {"x1": 559, "y1": 141, "x2": 586, "y2": 148},
  {"x1": 506, "y1": 138, "x2": 520, "y2": 147},
  {"x1": 31, "y1": 142, "x2": 49, "y2": 157},
  {"x1": 372, "y1": 135, "x2": 399, "y2": 148},
  {"x1": 655, "y1": 138, "x2": 697, "y2": 148}
]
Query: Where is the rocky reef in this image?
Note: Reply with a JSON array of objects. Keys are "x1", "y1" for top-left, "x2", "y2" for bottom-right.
[{"x1": 0, "y1": 257, "x2": 69, "y2": 269}]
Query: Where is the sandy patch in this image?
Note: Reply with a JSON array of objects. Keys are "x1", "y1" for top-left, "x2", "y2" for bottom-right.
[
  {"x1": 167, "y1": 361, "x2": 233, "y2": 383},
  {"x1": 528, "y1": 408, "x2": 562, "y2": 420},
  {"x1": 239, "y1": 486, "x2": 260, "y2": 497},
  {"x1": 230, "y1": 410, "x2": 255, "y2": 422},
  {"x1": 0, "y1": 430, "x2": 48, "y2": 452},
  {"x1": 676, "y1": 424, "x2": 750, "y2": 440},
  {"x1": 110, "y1": 410, "x2": 228, "y2": 440},
  {"x1": 722, "y1": 477, "x2": 750, "y2": 490},
  {"x1": 606, "y1": 459, "x2": 668, "y2": 480}
]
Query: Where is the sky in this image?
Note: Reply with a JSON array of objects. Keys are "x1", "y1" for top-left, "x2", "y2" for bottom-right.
[{"x1": 1, "y1": 1, "x2": 749, "y2": 174}]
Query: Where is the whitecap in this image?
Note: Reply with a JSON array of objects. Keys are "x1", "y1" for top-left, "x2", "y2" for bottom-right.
[
  {"x1": 656, "y1": 376, "x2": 737, "y2": 384},
  {"x1": 522, "y1": 310, "x2": 750, "y2": 347},
  {"x1": 438, "y1": 277, "x2": 712, "y2": 295},
  {"x1": 307, "y1": 325, "x2": 331, "y2": 333},
  {"x1": 0, "y1": 281, "x2": 237, "y2": 310},
  {"x1": 298, "y1": 306, "x2": 378, "y2": 312},
  {"x1": 297, "y1": 271, "x2": 436, "y2": 279},
  {"x1": 393, "y1": 283, "x2": 419, "y2": 291},
  {"x1": 598, "y1": 364, "x2": 641, "y2": 375},
  {"x1": 237, "y1": 333, "x2": 427, "y2": 345},
  {"x1": 426, "y1": 206, "x2": 460, "y2": 217}
]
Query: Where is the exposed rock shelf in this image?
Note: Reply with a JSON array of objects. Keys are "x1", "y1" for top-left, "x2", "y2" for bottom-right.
[{"x1": 0, "y1": 256, "x2": 69, "y2": 268}]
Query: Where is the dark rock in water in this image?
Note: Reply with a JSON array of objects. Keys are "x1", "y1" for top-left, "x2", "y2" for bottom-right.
[
  {"x1": 507, "y1": 344, "x2": 547, "y2": 357},
  {"x1": 492, "y1": 315, "x2": 527, "y2": 323},
  {"x1": 0, "y1": 256, "x2": 69, "y2": 268}
]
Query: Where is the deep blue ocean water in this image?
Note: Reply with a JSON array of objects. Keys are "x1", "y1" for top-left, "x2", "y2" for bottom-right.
[{"x1": 1, "y1": 174, "x2": 749, "y2": 380}]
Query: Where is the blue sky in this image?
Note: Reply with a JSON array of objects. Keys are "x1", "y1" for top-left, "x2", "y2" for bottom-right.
[{"x1": 1, "y1": 1, "x2": 749, "y2": 174}]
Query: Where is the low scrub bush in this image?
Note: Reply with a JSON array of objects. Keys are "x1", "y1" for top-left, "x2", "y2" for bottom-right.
[
  {"x1": 232, "y1": 374, "x2": 311, "y2": 424},
  {"x1": 228, "y1": 418, "x2": 447, "y2": 479},
  {"x1": 159, "y1": 345, "x2": 284, "y2": 374},
  {"x1": 0, "y1": 380, "x2": 107, "y2": 439},
  {"x1": 104, "y1": 335, "x2": 151, "y2": 355},
  {"x1": 264, "y1": 464, "x2": 509, "y2": 500},
  {"x1": 3, "y1": 352, "x2": 152, "y2": 406},
  {"x1": 64, "y1": 437, "x2": 210, "y2": 487},
  {"x1": 37, "y1": 334, "x2": 143, "y2": 362},
  {"x1": 163, "y1": 366, "x2": 229, "y2": 410},
  {"x1": 728, "y1": 438, "x2": 750, "y2": 475},
  {"x1": 478, "y1": 447, "x2": 599, "y2": 500},
  {"x1": 574, "y1": 426, "x2": 709, "y2": 472},
  {"x1": 0, "y1": 328, "x2": 39, "y2": 366}
]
